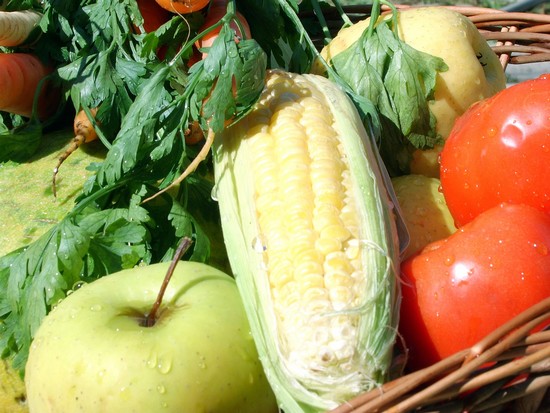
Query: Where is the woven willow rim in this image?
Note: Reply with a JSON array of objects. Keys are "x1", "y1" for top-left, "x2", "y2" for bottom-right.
[{"x1": 328, "y1": 298, "x2": 550, "y2": 413}]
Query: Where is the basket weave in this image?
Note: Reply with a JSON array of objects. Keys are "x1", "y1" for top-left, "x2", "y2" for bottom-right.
[
  {"x1": 302, "y1": 5, "x2": 550, "y2": 413},
  {"x1": 328, "y1": 298, "x2": 550, "y2": 413}
]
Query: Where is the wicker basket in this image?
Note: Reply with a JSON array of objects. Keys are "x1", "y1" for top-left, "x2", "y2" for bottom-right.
[
  {"x1": 301, "y1": 5, "x2": 550, "y2": 413},
  {"x1": 328, "y1": 298, "x2": 550, "y2": 413}
]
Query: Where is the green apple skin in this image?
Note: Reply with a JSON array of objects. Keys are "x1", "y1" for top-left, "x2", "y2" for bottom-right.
[{"x1": 25, "y1": 262, "x2": 278, "y2": 413}]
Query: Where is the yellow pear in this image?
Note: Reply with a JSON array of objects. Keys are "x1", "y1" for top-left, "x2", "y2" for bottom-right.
[{"x1": 315, "y1": 7, "x2": 507, "y2": 177}]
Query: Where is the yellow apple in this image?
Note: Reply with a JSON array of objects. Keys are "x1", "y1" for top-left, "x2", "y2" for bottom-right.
[
  {"x1": 25, "y1": 261, "x2": 278, "y2": 413},
  {"x1": 315, "y1": 6, "x2": 507, "y2": 177},
  {"x1": 392, "y1": 174, "x2": 457, "y2": 259}
]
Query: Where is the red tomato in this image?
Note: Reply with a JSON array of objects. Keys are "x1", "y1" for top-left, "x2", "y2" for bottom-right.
[
  {"x1": 195, "y1": 5, "x2": 251, "y2": 59},
  {"x1": 440, "y1": 74, "x2": 550, "y2": 227},
  {"x1": 135, "y1": 0, "x2": 171, "y2": 33},
  {"x1": 134, "y1": 0, "x2": 175, "y2": 61},
  {"x1": 399, "y1": 203, "x2": 550, "y2": 371}
]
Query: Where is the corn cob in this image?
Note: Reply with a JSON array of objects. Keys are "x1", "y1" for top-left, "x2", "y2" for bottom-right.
[{"x1": 213, "y1": 70, "x2": 400, "y2": 412}]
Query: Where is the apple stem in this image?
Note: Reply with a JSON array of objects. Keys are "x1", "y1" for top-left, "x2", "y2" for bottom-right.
[{"x1": 143, "y1": 237, "x2": 194, "y2": 327}]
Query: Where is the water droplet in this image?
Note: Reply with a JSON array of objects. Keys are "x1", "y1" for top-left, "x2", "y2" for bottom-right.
[
  {"x1": 157, "y1": 358, "x2": 172, "y2": 374},
  {"x1": 444, "y1": 256, "x2": 455, "y2": 266},
  {"x1": 90, "y1": 304, "x2": 103, "y2": 312},
  {"x1": 487, "y1": 127, "x2": 497, "y2": 137},
  {"x1": 147, "y1": 354, "x2": 158, "y2": 369},
  {"x1": 73, "y1": 281, "x2": 87, "y2": 290},
  {"x1": 252, "y1": 236, "x2": 267, "y2": 253},
  {"x1": 210, "y1": 184, "x2": 218, "y2": 201},
  {"x1": 157, "y1": 385, "x2": 166, "y2": 394}
]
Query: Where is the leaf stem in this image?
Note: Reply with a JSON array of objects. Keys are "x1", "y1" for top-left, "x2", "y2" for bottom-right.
[
  {"x1": 141, "y1": 128, "x2": 215, "y2": 204},
  {"x1": 332, "y1": 0, "x2": 353, "y2": 27},
  {"x1": 142, "y1": 236, "x2": 193, "y2": 327},
  {"x1": 69, "y1": 171, "x2": 141, "y2": 216},
  {"x1": 311, "y1": 0, "x2": 333, "y2": 44},
  {"x1": 276, "y1": 0, "x2": 370, "y2": 103}
]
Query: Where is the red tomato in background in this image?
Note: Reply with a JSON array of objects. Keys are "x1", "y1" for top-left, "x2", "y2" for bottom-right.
[
  {"x1": 399, "y1": 203, "x2": 550, "y2": 372},
  {"x1": 195, "y1": 3, "x2": 251, "y2": 59},
  {"x1": 135, "y1": 0, "x2": 171, "y2": 33},
  {"x1": 440, "y1": 74, "x2": 550, "y2": 227}
]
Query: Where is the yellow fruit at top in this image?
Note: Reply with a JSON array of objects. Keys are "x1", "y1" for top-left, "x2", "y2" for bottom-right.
[{"x1": 315, "y1": 6, "x2": 507, "y2": 177}]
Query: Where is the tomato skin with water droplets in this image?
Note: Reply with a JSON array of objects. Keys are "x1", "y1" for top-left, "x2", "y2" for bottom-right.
[
  {"x1": 440, "y1": 74, "x2": 550, "y2": 227},
  {"x1": 399, "y1": 203, "x2": 550, "y2": 371}
]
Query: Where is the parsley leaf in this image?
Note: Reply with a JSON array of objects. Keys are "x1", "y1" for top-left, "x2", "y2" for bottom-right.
[
  {"x1": 198, "y1": 26, "x2": 268, "y2": 131},
  {"x1": 328, "y1": 17, "x2": 447, "y2": 176}
]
